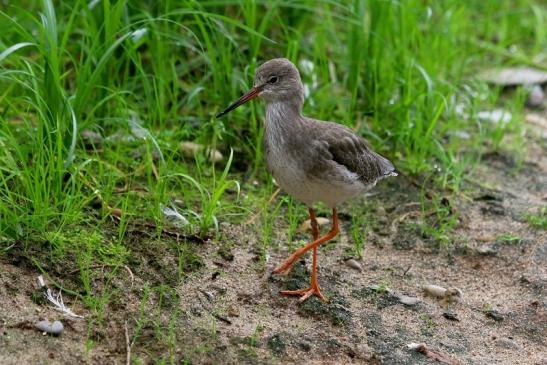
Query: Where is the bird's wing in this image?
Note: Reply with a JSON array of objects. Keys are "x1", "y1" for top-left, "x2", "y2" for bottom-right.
[{"x1": 307, "y1": 120, "x2": 396, "y2": 185}]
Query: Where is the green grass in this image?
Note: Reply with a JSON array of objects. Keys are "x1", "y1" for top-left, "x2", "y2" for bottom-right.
[
  {"x1": 418, "y1": 193, "x2": 460, "y2": 247},
  {"x1": 525, "y1": 206, "x2": 547, "y2": 230},
  {"x1": 496, "y1": 232, "x2": 524, "y2": 245},
  {"x1": 1, "y1": 0, "x2": 545, "y2": 242},
  {"x1": 1, "y1": 0, "x2": 546, "y2": 362},
  {"x1": 348, "y1": 202, "x2": 370, "y2": 259}
]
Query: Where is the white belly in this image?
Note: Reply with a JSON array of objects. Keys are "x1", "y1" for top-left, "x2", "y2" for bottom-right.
[
  {"x1": 262, "y1": 103, "x2": 367, "y2": 207},
  {"x1": 266, "y1": 145, "x2": 365, "y2": 208}
]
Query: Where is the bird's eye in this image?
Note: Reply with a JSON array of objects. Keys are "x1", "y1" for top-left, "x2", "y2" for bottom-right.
[{"x1": 268, "y1": 76, "x2": 279, "y2": 84}]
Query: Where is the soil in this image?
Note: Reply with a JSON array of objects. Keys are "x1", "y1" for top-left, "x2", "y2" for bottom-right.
[{"x1": 1, "y1": 116, "x2": 546, "y2": 364}]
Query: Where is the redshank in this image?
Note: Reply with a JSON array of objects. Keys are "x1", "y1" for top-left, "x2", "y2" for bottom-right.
[{"x1": 217, "y1": 58, "x2": 397, "y2": 302}]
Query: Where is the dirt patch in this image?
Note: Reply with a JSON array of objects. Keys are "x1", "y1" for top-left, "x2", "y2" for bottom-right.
[{"x1": 1, "y1": 128, "x2": 546, "y2": 364}]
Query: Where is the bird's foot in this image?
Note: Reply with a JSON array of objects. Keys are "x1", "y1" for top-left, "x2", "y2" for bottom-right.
[
  {"x1": 273, "y1": 250, "x2": 300, "y2": 275},
  {"x1": 272, "y1": 258, "x2": 296, "y2": 275},
  {"x1": 280, "y1": 283, "x2": 327, "y2": 302}
]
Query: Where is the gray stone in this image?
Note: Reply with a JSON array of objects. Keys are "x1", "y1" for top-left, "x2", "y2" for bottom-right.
[
  {"x1": 35, "y1": 320, "x2": 64, "y2": 335},
  {"x1": 344, "y1": 258, "x2": 363, "y2": 272},
  {"x1": 479, "y1": 67, "x2": 547, "y2": 86},
  {"x1": 526, "y1": 85, "x2": 545, "y2": 108}
]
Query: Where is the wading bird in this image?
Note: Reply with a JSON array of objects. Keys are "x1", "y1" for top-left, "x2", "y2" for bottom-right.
[{"x1": 217, "y1": 58, "x2": 396, "y2": 302}]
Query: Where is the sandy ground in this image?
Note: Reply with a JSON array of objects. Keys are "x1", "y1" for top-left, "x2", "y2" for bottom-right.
[{"x1": 0, "y1": 117, "x2": 546, "y2": 364}]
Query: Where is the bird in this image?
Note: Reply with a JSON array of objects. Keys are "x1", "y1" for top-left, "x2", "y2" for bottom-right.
[{"x1": 216, "y1": 58, "x2": 397, "y2": 302}]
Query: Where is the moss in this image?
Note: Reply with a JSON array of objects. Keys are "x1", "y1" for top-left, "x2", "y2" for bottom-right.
[
  {"x1": 217, "y1": 244, "x2": 234, "y2": 261},
  {"x1": 282, "y1": 260, "x2": 310, "y2": 291},
  {"x1": 267, "y1": 334, "x2": 286, "y2": 357},
  {"x1": 351, "y1": 285, "x2": 399, "y2": 309},
  {"x1": 298, "y1": 295, "x2": 352, "y2": 327}
]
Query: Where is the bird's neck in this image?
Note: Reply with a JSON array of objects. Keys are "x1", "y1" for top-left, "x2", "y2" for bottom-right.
[{"x1": 265, "y1": 100, "x2": 303, "y2": 132}]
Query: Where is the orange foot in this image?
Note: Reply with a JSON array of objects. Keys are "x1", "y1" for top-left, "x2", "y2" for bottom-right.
[
  {"x1": 281, "y1": 284, "x2": 327, "y2": 302},
  {"x1": 272, "y1": 257, "x2": 297, "y2": 275}
]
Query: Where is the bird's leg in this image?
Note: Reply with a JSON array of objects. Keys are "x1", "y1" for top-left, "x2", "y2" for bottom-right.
[
  {"x1": 309, "y1": 207, "x2": 320, "y2": 241},
  {"x1": 307, "y1": 209, "x2": 323, "y2": 299},
  {"x1": 275, "y1": 209, "x2": 339, "y2": 302},
  {"x1": 274, "y1": 208, "x2": 339, "y2": 275}
]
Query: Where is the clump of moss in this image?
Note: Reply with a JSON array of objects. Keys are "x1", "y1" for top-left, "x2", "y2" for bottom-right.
[
  {"x1": 267, "y1": 334, "x2": 287, "y2": 357},
  {"x1": 298, "y1": 295, "x2": 352, "y2": 327},
  {"x1": 282, "y1": 260, "x2": 310, "y2": 291}
]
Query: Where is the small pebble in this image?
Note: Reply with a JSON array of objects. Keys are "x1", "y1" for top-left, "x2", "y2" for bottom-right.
[
  {"x1": 423, "y1": 284, "x2": 447, "y2": 298},
  {"x1": 525, "y1": 113, "x2": 547, "y2": 127},
  {"x1": 398, "y1": 295, "x2": 420, "y2": 306},
  {"x1": 526, "y1": 85, "x2": 545, "y2": 108},
  {"x1": 479, "y1": 67, "x2": 547, "y2": 86},
  {"x1": 344, "y1": 258, "x2": 363, "y2": 272},
  {"x1": 423, "y1": 284, "x2": 462, "y2": 301},
  {"x1": 179, "y1": 141, "x2": 223, "y2": 163},
  {"x1": 34, "y1": 320, "x2": 64, "y2": 336},
  {"x1": 297, "y1": 217, "x2": 330, "y2": 233}
]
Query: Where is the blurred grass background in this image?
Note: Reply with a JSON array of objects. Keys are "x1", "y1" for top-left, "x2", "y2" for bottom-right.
[{"x1": 0, "y1": 0, "x2": 545, "y2": 245}]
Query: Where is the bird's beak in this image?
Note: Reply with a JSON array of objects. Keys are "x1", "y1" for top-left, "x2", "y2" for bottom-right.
[{"x1": 216, "y1": 86, "x2": 262, "y2": 118}]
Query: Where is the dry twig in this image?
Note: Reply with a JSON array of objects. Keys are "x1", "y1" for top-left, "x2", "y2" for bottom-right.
[{"x1": 124, "y1": 320, "x2": 131, "y2": 365}]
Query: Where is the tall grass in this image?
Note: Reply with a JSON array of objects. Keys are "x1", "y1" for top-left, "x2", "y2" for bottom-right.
[{"x1": 0, "y1": 0, "x2": 545, "y2": 243}]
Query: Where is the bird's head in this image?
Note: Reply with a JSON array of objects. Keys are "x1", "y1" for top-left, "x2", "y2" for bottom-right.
[{"x1": 216, "y1": 58, "x2": 304, "y2": 118}]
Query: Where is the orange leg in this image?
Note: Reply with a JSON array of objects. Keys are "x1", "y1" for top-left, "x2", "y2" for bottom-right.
[{"x1": 275, "y1": 208, "x2": 339, "y2": 302}]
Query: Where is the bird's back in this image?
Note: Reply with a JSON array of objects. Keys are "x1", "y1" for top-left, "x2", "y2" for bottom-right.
[
  {"x1": 262, "y1": 107, "x2": 396, "y2": 207},
  {"x1": 303, "y1": 118, "x2": 397, "y2": 188}
]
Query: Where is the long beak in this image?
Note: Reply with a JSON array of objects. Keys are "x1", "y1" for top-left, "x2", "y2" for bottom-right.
[{"x1": 216, "y1": 86, "x2": 262, "y2": 118}]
